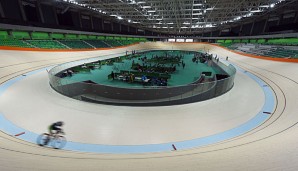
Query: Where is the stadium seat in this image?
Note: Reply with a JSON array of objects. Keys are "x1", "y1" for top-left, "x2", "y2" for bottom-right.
[
  {"x1": 31, "y1": 32, "x2": 50, "y2": 40},
  {"x1": 59, "y1": 40, "x2": 93, "y2": 49},
  {"x1": 0, "y1": 31, "x2": 9, "y2": 39},
  {"x1": 50, "y1": 33, "x2": 65, "y2": 39},
  {"x1": 26, "y1": 40, "x2": 68, "y2": 49},
  {"x1": 0, "y1": 39, "x2": 33, "y2": 48},
  {"x1": 11, "y1": 31, "x2": 31, "y2": 39},
  {"x1": 84, "y1": 40, "x2": 111, "y2": 48}
]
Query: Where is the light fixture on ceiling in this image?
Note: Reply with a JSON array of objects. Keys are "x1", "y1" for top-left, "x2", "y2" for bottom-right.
[
  {"x1": 251, "y1": 10, "x2": 262, "y2": 13},
  {"x1": 141, "y1": 6, "x2": 152, "y2": 8}
]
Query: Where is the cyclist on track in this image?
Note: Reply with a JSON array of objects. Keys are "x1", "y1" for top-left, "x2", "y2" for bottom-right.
[{"x1": 48, "y1": 121, "x2": 65, "y2": 135}]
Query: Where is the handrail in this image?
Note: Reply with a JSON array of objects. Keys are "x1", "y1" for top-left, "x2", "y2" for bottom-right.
[{"x1": 48, "y1": 49, "x2": 236, "y2": 106}]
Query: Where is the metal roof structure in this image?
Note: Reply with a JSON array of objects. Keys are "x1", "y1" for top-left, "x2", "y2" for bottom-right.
[{"x1": 60, "y1": 0, "x2": 298, "y2": 34}]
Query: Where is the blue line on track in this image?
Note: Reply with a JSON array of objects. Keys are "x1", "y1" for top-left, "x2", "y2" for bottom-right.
[{"x1": 0, "y1": 62, "x2": 275, "y2": 154}]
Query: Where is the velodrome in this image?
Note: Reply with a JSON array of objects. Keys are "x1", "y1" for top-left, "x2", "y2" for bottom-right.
[
  {"x1": 1, "y1": 0, "x2": 298, "y2": 170},
  {"x1": 0, "y1": 42, "x2": 298, "y2": 170}
]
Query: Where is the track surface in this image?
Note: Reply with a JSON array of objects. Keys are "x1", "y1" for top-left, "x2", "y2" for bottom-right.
[{"x1": 0, "y1": 42, "x2": 297, "y2": 170}]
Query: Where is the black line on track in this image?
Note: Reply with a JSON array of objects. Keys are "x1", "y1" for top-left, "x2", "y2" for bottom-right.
[{"x1": 0, "y1": 57, "x2": 297, "y2": 161}]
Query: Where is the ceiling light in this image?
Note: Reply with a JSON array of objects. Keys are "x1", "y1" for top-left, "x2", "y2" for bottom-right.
[
  {"x1": 205, "y1": 24, "x2": 214, "y2": 28},
  {"x1": 251, "y1": 10, "x2": 262, "y2": 13},
  {"x1": 141, "y1": 6, "x2": 151, "y2": 8}
]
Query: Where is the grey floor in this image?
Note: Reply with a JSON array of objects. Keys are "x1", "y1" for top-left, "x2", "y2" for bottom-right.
[{"x1": 0, "y1": 42, "x2": 297, "y2": 171}]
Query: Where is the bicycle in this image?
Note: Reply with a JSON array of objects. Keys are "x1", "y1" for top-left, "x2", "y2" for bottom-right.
[{"x1": 37, "y1": 131, "x2": 67, "y2": 149}]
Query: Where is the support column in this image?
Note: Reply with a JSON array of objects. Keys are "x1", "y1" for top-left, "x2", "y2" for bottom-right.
[
  {"x1": 18, "y1": 0, "x2": 27, "y2": 21},
  {"x1": 249, "y1": 20, "x2": 255, "y2": 36},
  {"x1": 239, "y1": 24, "x2": 243, "y2": 36},
  {"x1": 53, "y1": 6, "x2": 59, "y2": 25},
  {"x1": 294, "y1": 11, "x2": 298, "y2": 23},
  {"x1": 36, "y1": 0, "x2": 44, "y2": 23},
  {"x1": 263, "y1": 17, "x2": 269, "y2": 33},
  {"x1": 111, "y1": 22, "x2": 114, "y2": 32},
  {"x1": 79, "y1": 13, "x2": 82, "y2": 29},
  {"x1": 90, "y1": 16, "x2": 94, "y2": 30},
  {"x1": 0, "y1": 1, "x2": 5, "y2": 18},
  {"x1": 277, "y1": 14, "x2": 282, "y2": 25}
]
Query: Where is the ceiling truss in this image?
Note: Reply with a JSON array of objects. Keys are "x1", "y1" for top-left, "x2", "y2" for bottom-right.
[{"x1": 59, "y1": 0, "x2": 297, "y2": 34}]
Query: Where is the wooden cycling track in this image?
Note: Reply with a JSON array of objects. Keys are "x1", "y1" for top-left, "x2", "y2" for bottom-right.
[{"x1": 0, "y1": 42, "x2": 298, "y2": 171}]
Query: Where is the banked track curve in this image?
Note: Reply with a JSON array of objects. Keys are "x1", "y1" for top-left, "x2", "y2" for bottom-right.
[{"x1": 0, "y1": 42, "x2": 298, "y2": 170}]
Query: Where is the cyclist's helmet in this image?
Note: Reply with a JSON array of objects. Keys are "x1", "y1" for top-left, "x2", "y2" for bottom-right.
[{"x1": 56, "y1": 121, "x2": 64, "y2": 126}]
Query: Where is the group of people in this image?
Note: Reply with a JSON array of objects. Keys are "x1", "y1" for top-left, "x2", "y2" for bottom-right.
[
  {"x1": 131, "y1": 63, "x2": 176, "y2": 74},
  {"x1": 192, "y1": 52, "x2": 213, "y2": 64},
  {"x1": 111, "y1": 71, "x2": 136, "y2": 83},
  {"x1": 150, "y1": 77, "x2": 168, "y2": 86}
]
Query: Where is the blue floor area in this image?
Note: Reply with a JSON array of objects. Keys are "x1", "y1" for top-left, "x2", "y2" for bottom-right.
[
  {"x1": 61, "y1": 50, "x2": 222, "y2": 87},
  {"x1": 0, "y1": 61, "x2": 275, "y2": 154}
]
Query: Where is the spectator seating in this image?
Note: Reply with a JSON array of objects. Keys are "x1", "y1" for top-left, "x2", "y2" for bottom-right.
[
  {"x1": 104, "y1": 40, "x2": 123, "y2": 47},
  {"x1": 0, "y1": 39, "x2": 33, "y2": 48},
  {"x1": 266, "y1": 38, "x2": 298, "y2": 46},
  {"x1": 264, "y1": 49, "x2": 298, "y2": 58},
  {"x1": 220, "y1": 43, "x2": 298, "y2": 59},
  {"x1": 51, "y1": 33, "x2": 65, "y2": 39},
  {"x1": 11, "y1": 31, "x2": 31, "y2": 39},
  {"x1": 59, "y1": 40, "x2": 93, "y2": 49},
  {"x1": 0, "y1": 31, "x2": 9, "y2": 39},
  {"x1": 217, "y1": 38, "x2": 298, "y2": 46},
  {"x1": 0, "y1": 30, "x2": 146, "y2": 49},
  {"x1": 84, "y1": 40, "x2": 111, "y2": 48},
  {"x1": 31, "y1": 32, "x2": 50, "y2": 40},
  {"x1": 26, "y1": 40, "x2": 68, "y2": 49}
]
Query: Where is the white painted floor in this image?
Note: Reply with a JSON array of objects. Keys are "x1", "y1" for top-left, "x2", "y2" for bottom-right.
[
  {"x1": 0, "y1": 67, "x2": 264, "y2": 145},
  {"x1": 0, "y1": 42, "x2": 298, "y2": 170}
]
